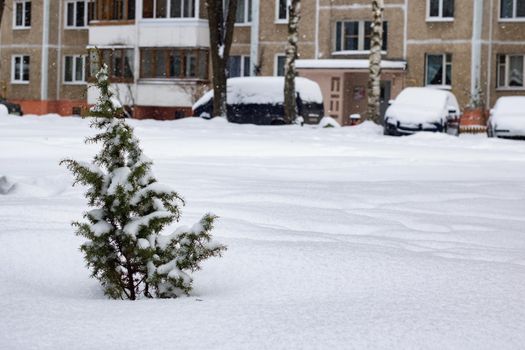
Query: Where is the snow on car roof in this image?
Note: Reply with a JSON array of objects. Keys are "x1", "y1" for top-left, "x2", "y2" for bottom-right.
[
  {"x1": 394, "y1": 87, "x2": 449, "y2": 109},
  {"x1": 494, "y1": 96, "x2": 525, "y2": 115},
  {"x1": 193, "y1": 77, "x2": 323, "y2": 111}
]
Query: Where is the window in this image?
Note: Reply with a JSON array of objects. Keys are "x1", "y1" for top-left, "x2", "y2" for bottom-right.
[
  {"x1": 497, "y1": 54, "x2": 525, "y2": 88},
  {"x1": 64, "y1": 55, "x2": 86, "y2": 83},
  {"x1": 276, "y1": 0, "x2": 289, "y2": 21},
  {"x1": 425, "y1": 53, "x2": 452, "y2": 86},
  {"x1": 89, "y1": 49, "x2": 134, "y2": 82},
  {"x1": 236, "y1": 0, "x2": 252, "y2": 24},
  {"x1": 139, "y1": 48, "x2": 208, "y2": 80},
  {"x1": 94, "y1": 0, "x2": 135, "y2": 21},
  {"x1": 142, "y1": 0, "x2": 196, "y2": 18},
  {"x1": 66, "y1": 1, "x2": 91, "y2": 28},
  {"x1": 275, "y1": 55, "x2": 286, "y2": 76},
  {"x1": 228, "y1": 55, "x2": 251, "y2": 77},
  {"x1": 500, "y1": 0, "x2": 525, "y2": 19},
  {"x1": 14, "y1": 1, "x2": 31, "y2": 28},
  {"x1": 335, "y1": 21, "x2": 388, "y2": 53},
  {"x1": 428, "y1": 0, "x2": 454, "y2": 19},
  {"x1": 12, "y1": 55, "x2": 30, "y2": 83}
]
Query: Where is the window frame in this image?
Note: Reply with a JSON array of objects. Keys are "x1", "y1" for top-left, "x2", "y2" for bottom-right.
[
  {"x1": 88, "y1": 48, "x2": 135, "y2": 83},
  {"x1": 496, "y1": 54, "x2": 525, "y2": 90},
  {"x1": 65, "y1": 0, "x2": 90, "y2": 29},
  {"x1": 142, "y1": 0, "x2": 197, "y2": 19},
  {"x1": 499, "y1": 0, "x2": 525, "y2": 21},
  {"x1": 13, "y1": 0, "x2": 31, "y2": 29},
  {"x1": 275, "y1": 0, "x2": 289, "y2": 23},
  {"x1": 64, "y1": 55, "x2": 87, "y2": 84},
  {"x1": 235, "y1": 0, "x2": 252, "y2": 25},
  {"x1": 93, "y1": 0, "x2": 135, "y2": 22},
  {"x1": 139, "y1": 47, "x2": 209, "y2": 80},
  {"x1": 425, "y1": 53, "x2": 452, "y2": 88},
  {"x1": 426, "y1": 0, "x2": 455, "y2": 22},
  {"x1": 11, "y1": 55, "x2": 30, "y2": 84},
  {"x1": 274, "y1": 54, "x2": 286, "y2": 76},
  {"x1": 333, "y1": 20, "x2": 388, "y2": 54},
  {"x1": 228, "y1": 55, "x2": 251, "y2": 77}
]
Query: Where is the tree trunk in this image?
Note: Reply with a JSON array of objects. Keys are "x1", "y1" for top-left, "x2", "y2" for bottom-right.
[
  {"x1": 0, "y1": 1, "x2": 5, "y2": 26},
  {"x1": 367, "y1": 0, "x2": 384, "y2": 124},
  {"x1": 284, "y1": 0, "x2": 301, "y2": 124},
  {"x1": 206, "y1": 0, "x2": 238, "y2": 118}
]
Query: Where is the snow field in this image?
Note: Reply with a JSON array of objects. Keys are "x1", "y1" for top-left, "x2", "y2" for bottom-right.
[{"x1": 1, "y1": 114, "x2": 525, "y2": 349}]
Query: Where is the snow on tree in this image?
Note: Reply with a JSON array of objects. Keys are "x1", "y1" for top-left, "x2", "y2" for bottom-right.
[
  {"x1": 367, "y1": 0, "x2": 384, "y2": 124},
  {"x1": 61, "y1": 65, "x2": 226, "y2": 300},
  {"x1": 284, "y1": 0, "x2": 301, "y2": 124}
]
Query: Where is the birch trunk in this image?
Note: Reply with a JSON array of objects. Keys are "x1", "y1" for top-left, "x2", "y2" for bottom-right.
[
  {"x1": 284, "y1": 0, "x2": 301, "y2": 124},
  {"x1": 367, "y1": 0, "x2": 384, "y2": 124},
  {"x1": 206, "y1": 0, "x2": 238, "y2": 117}
]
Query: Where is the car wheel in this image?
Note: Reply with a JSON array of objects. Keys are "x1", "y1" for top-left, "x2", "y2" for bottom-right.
[{"x1": 487, "y1": 125, "x2": 494, "y2": 138}]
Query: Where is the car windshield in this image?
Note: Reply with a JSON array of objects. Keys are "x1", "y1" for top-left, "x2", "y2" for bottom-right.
[{"x1": 394, "y1": 89, "x2": 446, "y2": 110}]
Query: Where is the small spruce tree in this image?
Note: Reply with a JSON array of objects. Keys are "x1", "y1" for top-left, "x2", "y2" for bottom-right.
[{"x1": 61, "y1": 65, "x2": 226, "y2": 300}]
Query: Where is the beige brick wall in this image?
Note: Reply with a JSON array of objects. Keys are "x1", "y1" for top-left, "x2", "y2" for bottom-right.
[{"x1": 0, "y1": 0, "x2": 89, "y2": 102}]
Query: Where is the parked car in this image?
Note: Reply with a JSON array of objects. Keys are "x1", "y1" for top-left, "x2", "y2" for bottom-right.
[
  {"x1": 487, "y1": 96, "x2": 525, "y2": 139},
  {"x1": 0, "y1": 99, "x2": 23, "y2": 116},
  {"x1": 192, "y1": 77, "x2": 324, "y2": 125},
  {"x1": 384, "y1": 87, "x2": 460, "y2": 136}
]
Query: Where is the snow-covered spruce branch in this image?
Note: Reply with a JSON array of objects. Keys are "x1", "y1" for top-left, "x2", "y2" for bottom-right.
[{"x1": 61, "y1": 64, "x2": 226, "y2": 300}]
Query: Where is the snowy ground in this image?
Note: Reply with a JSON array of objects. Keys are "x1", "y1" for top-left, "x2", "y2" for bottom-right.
[{"x1": 1, "y1": 114, "x2": 525, "y2": 349}]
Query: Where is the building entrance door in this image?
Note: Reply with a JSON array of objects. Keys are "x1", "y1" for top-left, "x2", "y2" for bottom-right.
[{"x1": 380, "y1": 80, "x2": 391, "y2": 124}]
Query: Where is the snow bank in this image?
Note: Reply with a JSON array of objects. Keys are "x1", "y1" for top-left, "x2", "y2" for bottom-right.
[
  {"x1": 0, "y1": 176, "x2": 15, "y2": 194},
  {"x1": 319, "y1": 116, "x2": 341, "y2": 128},
  {"x1": 2, "y1": 113, "x2": 525, "y2": 349}
]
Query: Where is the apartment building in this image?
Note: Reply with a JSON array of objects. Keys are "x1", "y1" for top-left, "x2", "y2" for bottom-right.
[
  {"x1": 87, "y1": 0, "x2": 210, "y2": 119},
  {"x1": 231, "y1": 0, "x2": 525, "y2": 125},
  {"x1": 0, "y1": 0, "x2": 90, "y2": 115},
  {"x1": 1, "y1": 1, "x2": 524, "y2": 124}
]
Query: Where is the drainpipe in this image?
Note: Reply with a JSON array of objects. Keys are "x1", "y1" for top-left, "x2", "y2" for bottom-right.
[
  {"x1": 57, "y1": 0, "x2": 63, "y2": 104},
  {"x1": 486, "y1": 0, "x2": 494, "y2": 107},
  {"x1": 250, "y1": 0, "x2": 259, "y2": 75},
  {"x1": 471, "y1": 0, "x2": 483, "y2": 104},
  {"x1": 41, "y1": 0, "x2": 50, "y2": 104},
  {"x1": 134, "y1": 0, "x2": 141, "y2": 110},
  {"x1": 315, "y1": 0, "x2": 319, "y2": 58},
  {"x1": 403, "y1": 0, "x2": 408, "y2": 60}
]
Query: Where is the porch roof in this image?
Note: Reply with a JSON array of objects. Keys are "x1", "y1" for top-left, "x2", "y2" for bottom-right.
[{"x1": 296, "y1": 59, "x2": 407, "y2": 70}]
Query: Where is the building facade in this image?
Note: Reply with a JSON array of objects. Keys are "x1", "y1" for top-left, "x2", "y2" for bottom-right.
[
  {"x1": 0, "y1": 0, "x2": 90, "y2": 115},
  {"x1": 1, "y1": 0, "x2": 524, "y2": 123}
]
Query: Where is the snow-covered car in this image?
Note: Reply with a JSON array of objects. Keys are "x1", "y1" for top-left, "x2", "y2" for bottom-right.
[
  {"x1": 487, "y1": 96, "x2": 525, "y2": 139},
  {"x1": 192, "y1": 77, "x2": 324, "y2": 125},
  {"x1": 384, "y1": 87, "x2": 460, "y2": 136},
  {"x1": 0, "y1": 99, "x2": 23, "y2": 116}
]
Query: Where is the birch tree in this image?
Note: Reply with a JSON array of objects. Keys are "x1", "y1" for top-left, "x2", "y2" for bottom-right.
[
  {"x1": 283, "y1": 0, "x2": 301, "y2": 124},
  {"x1": 206, "y1": 0, "x2": 238, "y2": 117},
  {"x1": 367, "y1": 0, "x2": 384, "y2": 124}
]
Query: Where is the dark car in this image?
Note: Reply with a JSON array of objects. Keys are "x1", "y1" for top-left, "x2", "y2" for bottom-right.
[
  {"x1": 0, "y1": 99, "x2": 23, "y2": 116},
  {"x1": 193, "y1": 77, "x2": 324, "y2": 125}
]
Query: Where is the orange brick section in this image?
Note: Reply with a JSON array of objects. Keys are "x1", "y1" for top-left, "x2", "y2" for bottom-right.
[
  {"x1": 133, "y1": 106, "x2": 193, "y2": 120},
  {"x1": 10, "y1": 100, "x2": 88, "y2": 116}
]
